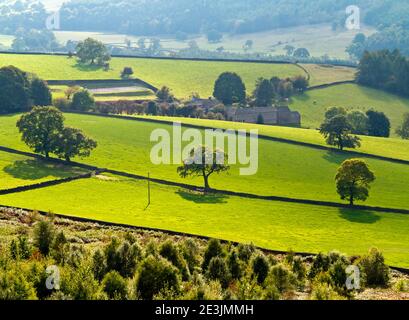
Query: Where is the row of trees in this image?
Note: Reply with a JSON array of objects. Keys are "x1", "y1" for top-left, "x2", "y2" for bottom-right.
[
  {"x1": 17, "y1": 107, "x2": 97, "y2": 162},
  {"x1": 319, "y1": 107, "x2": 392, "y2": 151},
  {"x1": 357, "y1": 50, "x2": 409, "y2": 98},
  {"x1": 0, "y1": 66, "x2": 51, "y2": 114},
  {"x1": 213, "y1": 72, "x2": 309, "y2": 106}
]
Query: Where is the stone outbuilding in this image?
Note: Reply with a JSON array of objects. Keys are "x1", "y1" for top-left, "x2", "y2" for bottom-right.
[{"x1": 226, "y1": 106, "x2": 301, "y2": 126}]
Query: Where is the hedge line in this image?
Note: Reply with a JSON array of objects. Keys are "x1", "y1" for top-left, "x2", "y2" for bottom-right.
[
  {"x1": 306, "y1": 80, "x2": 356, "y2": 91},
  {"x1": 47, "y1": 79, "x2": 158, "y2": 92},
  {"x1": 64, "y1": 111, "x2": 409, "y2": 167}
]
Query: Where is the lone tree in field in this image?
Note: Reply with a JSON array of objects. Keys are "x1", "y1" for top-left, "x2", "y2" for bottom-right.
[
  {"x1": 319, "y1": 115, "x2": 361, "y2": 150},
  {"x1": 121, "y1": 67, "x2": 134, "y2": 79},
  {"x1": 53, "y1": 127, "x2": 97, "y2": 162},
  {"x1": 177, "y1": 146, "x2": 230, "y2": 191},
  {"x1": 76, "y1": 38, "x2": 111, "y2": 65},
  {"x1": 71, "y1": 89, "x2": 95, "y2": 111},
  {"x1": 213, "y1": 72, "x2": 246, "y2": 105},
  {"x1": 396, "y1": 113, "x2": 409, "y2": 139},
  {"x1": 335, "y1": 159, "x2": 375, "y2": 206},
  {"x1": 17, "y1": 106, "x2": 64, "y2": 158}
]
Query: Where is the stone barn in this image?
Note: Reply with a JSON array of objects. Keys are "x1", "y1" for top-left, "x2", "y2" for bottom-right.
[{"x1": 226, "y1": 106, "x2": 301, "y2": 126}]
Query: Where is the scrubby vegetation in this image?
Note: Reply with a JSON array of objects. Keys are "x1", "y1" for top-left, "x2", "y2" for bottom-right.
[{"x1": 0, "y1": 207, "x2": 407, "y2": 301}]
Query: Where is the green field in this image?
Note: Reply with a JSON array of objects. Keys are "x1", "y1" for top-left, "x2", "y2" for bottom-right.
[
  {"x1": 0, "y1": 151, "x2": 86, "y2": 190},
  {"x1": 0, "y1": 53, "x2": 304, "y2": 98},
  {"x1": 291, "y1": 83, "x2": 409, "y2": 131},
  {"x1": 137, "y1": 115, "x2": 409, "y2": 162},
  {"x1": 1, "y1": 113, "x2": 408, "y2": 210},
  {"x1": 1, "y1": 175, "x2": 408, "y2": 267},
  {"x1": 301, "y1": 64, "x2": 356, "y2": 86}
]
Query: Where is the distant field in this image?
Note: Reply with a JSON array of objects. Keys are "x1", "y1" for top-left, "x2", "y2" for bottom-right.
[
  {"x1": 0, "y1": 53, "x2": 304, "y2": 98},
  {"x1": 54, "y1": 23, "x2": 376, "y2": 59},
  {"x1": 290, "y1": 83, "x2": 409, "y2": 131},
  {"x1": 1, "y1": 113, "x2": 408, "y2": 210},
  {"x1": 301, "y1": 64, "x2": 356, "y2": 86},
  {"x1": 0, "y1": 151, "x2": 85, "y2": 190},
  {"x1": 1, "y1": 175, "x2": 409, "y2": 268}
]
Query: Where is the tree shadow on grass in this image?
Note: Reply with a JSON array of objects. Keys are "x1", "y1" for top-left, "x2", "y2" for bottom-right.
[
  {"x1": 322, "y1": 150, "x2": 351, "y2": 165},
  {"x1": 176, "y1": 189, "x2": 229, "y2": 204},
  {"x1": 338, "y1": 207, "x2": 381, "y2": 224},
  {"x1": 4, "y1": 160, "x2": 74, "y2": 180},
  {"x1": 72, "y1": 62, "x2": 105, "y2": 73}
]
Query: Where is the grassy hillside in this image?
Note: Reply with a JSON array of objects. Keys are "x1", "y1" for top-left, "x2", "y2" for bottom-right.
[
  {"x1": 1, "y1": 113, "x2": 409, "y2": 210},
  {"x1": 1, "y1": 175, "x2": 409, "y2": 268},
  {"x1": 300, "y1": 64, "x2": 356, "y2": 86},
  {"x1": 136, "y1": 115, "x2": 409, "y2": 162},
  {"x1": 0, "y1": 151, "x2": 86, "y2": 190},
  {"x1": 0, "y1": 53, "x2": 303, "y2": 98},
  {"x1": 290, "y1": 84, "x2": 409, "y2": 131}
]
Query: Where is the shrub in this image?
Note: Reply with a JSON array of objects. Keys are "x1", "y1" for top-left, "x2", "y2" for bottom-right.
[
  {"x1": 71, "y1": 89, "x2": 95, "y2": 111},
  {"x1": 358, "y1": 248, "x2": 390, "y2": 287},
  {"x1": 206, "y1": 257, "x2": 231, "y2": 289},
  {"x1": 104, "y1": 239, "x2": 141, "y2": 278},
  {"x1": 51, "y1": 231, "x2": 68, "y2": 264},
  {"x1": 291, "y1": 256, "x2": 307, "y2": 282},
  {"x1": 136, "y1": 256, "x2": 180, "y2": 300},
  {"x1": 227, "y1": 250, "x2": 242, "y2": 280},
  {"x1": 121, "y1": 67, "x2": 134, "y2": 79},
  {"x1": 92, "y1": 249, "x2": 107, "y2": 281},
  {"x1": 33, "y1": 219, "x2": 55, "y2": 256},
  {"x1": 237, "y1": 243, "x2": 255, "y2": 262},
  {"x1": 268, "y1": 264, "x2": 297, "y2": 293},
  {"x1": 308, "y1": 253, "x2": 330, "y2": 279},
  {"x1": 0, "y1": 270, "x2": 37, "y2": 300},
  {"x1": 310, "y1": 283, "x2": 344, "y2": 300},
  {"x1": 252, "y1": 254, "x2": 269, "y2": 284},
  {"x1": 202, "y1": 239, "x2": 225, "y2": 271},
  {"x1": 159, "y1": 240, "x2": 189, "y2": 280},
  {"x1": 181, "y1": 238, "x2": 200, "y2": 273},
  {"x1": 102, "y1": 271, "x2": 128, "y2": 300}
]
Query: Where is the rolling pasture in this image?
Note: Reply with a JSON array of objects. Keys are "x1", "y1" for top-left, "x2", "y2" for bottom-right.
[
  {"x1": 0, "y1": 53, "x2": 303, "y2": 98},
  {"x1": 1, "y1": 175, "x2": 409, "y2": 268},
  {"x1": 0, "y1": 151, "x2": 86, "y2": 190},
  {"x1": 1, "y1": 113, "x2": 409, "y2": 210}
]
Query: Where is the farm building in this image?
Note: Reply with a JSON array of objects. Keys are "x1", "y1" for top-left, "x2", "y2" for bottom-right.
[{"x1": 226, "y1": 106, "x2": 301, "y2": 126}]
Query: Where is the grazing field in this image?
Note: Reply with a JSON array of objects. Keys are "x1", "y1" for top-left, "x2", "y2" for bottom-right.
[
  {"x1": 138, "y1": 115, "x2": 409, "y2": 162},
  {"x1": 54, "y1": 23, "x2": 376, "y2": 59},
  {"x1": 290, "y1": 83, "x2": 409, "y2": 131},
  {"x1": 1, "y1": 113, "x2": 408, "y2": 210},
  {"x1": 0, "y1": 53, "x2": 304, "y2": 98},
  {"x1": 1, "y1": 175, "x2": 409, "y2": 268},
  {"x1": 0, "y1": 151, "x2": 86, "y2": 190},
  {"x1": 300, "y1": 64, "x2": 356, "y2": 86}
]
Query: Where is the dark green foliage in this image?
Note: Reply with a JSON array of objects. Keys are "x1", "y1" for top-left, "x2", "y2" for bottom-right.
[
  {"x1": 206, "y1": 257, "x2": 231, "y2": 288},
  {"x1": 253, "y1": 78, "x2": 274, "y2": 107},
  {"x1": 33, "y1": 219, "x2": 55, "y2": 256},
  {"x1": 121, "y1": 67, "x2": 134, "y2": 79},
  {"x1": 227, "y1": 250, "x2": 242, "y2": 280},
  {"x1": 366, "y1": 110, "x2": 391, "y2": 137},
  {"x1": 396, "y1": 113, "x2": 409, "y2": 139},
  {"x1": 308, "y1": 253, "x2": 331, "y2": 279},
  {"x1": 9, "y1": 235, "x2": 31, "y2": 260},
  {"x1": 52, "y1": 127, "x2": 97, "y2": 162},
  {"x1": 0, "y1": 66, "x2": 31, "y2": 114},
  {"x1": 252, "y1": 254, "x2": 270, "y2": 284},
  {"x1": 359, "y1": 248, "x2": 390, "y2": 287},
  {"x1": 269, "y1": 264, "x2": 297, "y2": 293},
  {"x1": 104, "y1": 239, "x2": 141, "y2": 278},
  {"x1": 17, "y1": 106, "x2": 65, "y2": 158},
  {"x1": 51, "y1": 231, "x2": 68, "y2": 264},
  {"x1": 202, "y1": 239, "x2": 225, "y2": 271},
  {"x1": 31, "y1": 78, "x2": 52, "y2": 106},
  {"x1": 181, "y1": 239, "x2": 200, "y2": 273},
  {"x1": 213, "y1": 72, "x2": 246, "y2": 105},
  {"x1": 293, "y1": 48, "x2": 310, "y2": 58},
  {"x1": 0, "y1": 270, "x2": 37, "y2": 300},
  {"x1": 291, "y1": 256, "x2": 306, "y2": 282},
  {"x1": 159, "y1": 241, "x2": 190, "y2": 280},
  {"x1": 136, "y1": 256, "x2": 180, "y2": 300},
  {"x1": 102, "y1": 271, "x2": 128, "y2": 299},
  {"x1": 156, "y1": 86, "x2": 175, "y2": 103},
  {"x1": 71, "y1": 90, "x2": 95, "y2": 111},
  {"x1": 237, "y1": 243, "x2": 255, "y2": 262},
  {"x1": 92, "y1": 250, "x2": 107, "y2": 281},
  {"x1": 319, "y1": 115, "x2": 361, "y2": 150},
  {"x1": 76, "y1": 38, "x2": 111, "y2": 66},
  {"x1": 147, "y1": 101, "x2": 159, "y2": 115},
  {"x1": 325, "y1": 107, "x2": 347, "y2": 120}
]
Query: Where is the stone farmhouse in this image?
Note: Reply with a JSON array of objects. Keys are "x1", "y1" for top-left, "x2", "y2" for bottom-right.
[{"x1": 226, "y1": 106, "x2": 301, "y2": 126}]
